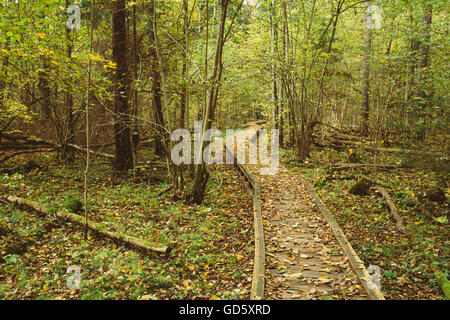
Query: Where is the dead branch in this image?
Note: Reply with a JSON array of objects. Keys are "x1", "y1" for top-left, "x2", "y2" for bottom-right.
[
  {"x1": 0, "y1": 133, "x2": 114, "y2": 160},
  {"x1": 375, "y1": 186, "x2": 412, "y2": 240},
  {"x1": 0, "y1": 148, "x2": 55, "y2": 164},
  {"x1": 332, "y1": 163, "x2": 404, "y2": 170}
]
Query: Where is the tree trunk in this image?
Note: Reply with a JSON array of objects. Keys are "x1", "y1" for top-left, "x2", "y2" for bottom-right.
[
  {"x1": 0, "y1": 37, "x2": 9, "y2": 128},
  {"x1": 420, "y1": 4, "x2": 432, "y2": 76},
  {"x1": 189, "y1": 0, "x2": 229, "y2": 204},
  {"x1": 131, "y1": 4, "x2": 140, "y2": 167},
  {"x1": 360, "y1": 3, "x2": 372, "y2": 136},
  {"x1": 38, "y1": 56, "x2": 52, "y2": 120},
  {"x1": 63, "y1": 0, "x2": 75, "y2": 162},
  {"x1": 112, "y1": 0, "x2": 133, "y2": 172},
  {"x1": 179, "y1": 0, "x2": 189, "y2": 130},
  {"x1": 417, "y1": 3, "x2": 433, "y2": 141},
  {"x1": 148, "y1": 0, "x2": 165, "y2": 157},
  {"x1": 270, "y1": 1, "x2": 279, "y2": 131}
]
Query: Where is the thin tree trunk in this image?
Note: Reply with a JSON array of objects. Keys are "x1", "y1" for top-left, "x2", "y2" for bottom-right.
[
  {"x1": 179, "y1": 0, "x2": 189, "y2": 129},
  {"x1": 112, "y1": 0, "x2": 133, "y2": 171},
  {"x1": 190, "y1": 0, "x2": 229, "y2": 204},
  {"x1": 64, "y1": 0, "x2": 75, "y2": 162},
  {"x1": 38, "y1": 56, "x2": 52, "y2": 120},
  {"x1": 270, "y1": 0, "x2": 279, "y2": 131},
  {"x1": 148, "y1": 0, "x2": 165, "y2": 157},
  {"x1": 404, "y1": 5, "x2": 419, "y2": 126},
  {"x1": 84, "y1": 0, "x2": 94, "y2": 240},
  {"x1": 361, "y1": 2, "x2": 372, "y2": 136},
  {"x1": 420, "y1": 4, "x2": 433, "y2": 76},
  {"x1": 418, "y1": 3, "x2": 433, "y2": 140},
  {"x1": 131, "y1": 4, "x2": 140, "y2": 168},
  {"x1": 0, "y1": 37, "x2": 9, "y2": 126},
  {"x1": 202, "y1": 0, "x2": 210, "y2": 122}
]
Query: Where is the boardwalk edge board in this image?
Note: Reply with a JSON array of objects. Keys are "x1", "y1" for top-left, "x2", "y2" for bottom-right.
[
  {"x1": 224, "y1": 136, "x2": 265, "y2": 300},
  {"x1": 303, "y1": 181, "x2": 385, "y2": 300}
]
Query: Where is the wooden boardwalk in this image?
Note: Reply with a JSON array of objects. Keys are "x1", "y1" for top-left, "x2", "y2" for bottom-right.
[
  {"x1": 227, "y1": 125, "x2": 380, "y2": 300},
  {"x1": 255, "y1": 166, "x2": 366, "y2": 300}
]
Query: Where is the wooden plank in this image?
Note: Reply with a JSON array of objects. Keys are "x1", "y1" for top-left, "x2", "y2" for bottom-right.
[
  {"x1": 224, "y1": 127, "x2": 265, "y2": 300},
  {"x1": 303, "y1": 182, "x2": 385, "y2": 300},
  {"x1": 251, "y1": 181, "x2": 265, "y2": 300}
]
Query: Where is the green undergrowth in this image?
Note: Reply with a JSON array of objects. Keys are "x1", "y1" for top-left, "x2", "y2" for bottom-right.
[{"x1": 0, "y1": 155, "x2": 253, "y2": 300}]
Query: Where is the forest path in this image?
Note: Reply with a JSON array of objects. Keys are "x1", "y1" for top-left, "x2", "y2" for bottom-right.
[
  {"x1": 227, "y1": 126, "x2": 367, "y2": 300},
  {"x1": 253, "y1": 166, "x2": 366, "y2": 300}
]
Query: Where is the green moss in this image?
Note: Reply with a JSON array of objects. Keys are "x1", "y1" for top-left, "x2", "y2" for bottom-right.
[
  {"x1": 62, "y1": 198, "x2": 83, "y2": 214},
  {"x1": 435, "y1": 271, "x2": 450, "y2": 299},
  {"x1": 151, "y1": 276, "x2": 174, "y2": 289}
]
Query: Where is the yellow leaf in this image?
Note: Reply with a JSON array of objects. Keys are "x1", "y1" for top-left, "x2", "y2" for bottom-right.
[
  {"x1": 210, "y1": 295, "x2": 220, "y2": 300},
  {"x1": 182, "y1": 280, "x2": 190, "y2": 287}
]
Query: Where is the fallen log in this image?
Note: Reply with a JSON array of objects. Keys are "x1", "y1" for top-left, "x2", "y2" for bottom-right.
[
  {"x1": 331, "y1": 138, "x2": 439, "y2": 156},
  {"x1": 0, "y1": 133, "x2": 114, "y2": 160},
  {"x1": 331, "y1": 133, "x2": 368, "y2": 142},
  {"x1": 155, "y1": 185, "x2": 174, "y2": 197},
  {"x1": 0, "y1": 133, "x2": 55, "y2": 147},
  {"x1": 0, "y1": 148, "x2": 55, "y2": 164},
  {"x1": 3, "y1": 196, "x2": 172, "y2": 255},
  {"x1": 66, "y1": 143, "x2": 114, "y2": 160},
  {"x1": 313, "y1": 133, "x2": 441, "y2": 157},
  {"x1": 375, "y1": 186, "x2": 411, "y2": 240},
  {"x1": 332, "y1": 163, "x2": 404, "y2": 170},
  {"x1": 435, "y1": 271, "x2": 450, "y2": 300}
]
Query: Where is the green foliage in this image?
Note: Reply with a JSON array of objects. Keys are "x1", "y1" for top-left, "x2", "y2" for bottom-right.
[
  {"x1": 62, "y1": 198, "x2": 83, "y2": 214},
  {"x1": 435, "y1": 271, "x2": 450, "y2": 300},
  {"x1": 151, "y1": 276, "x2": 174, "y2": 289}
]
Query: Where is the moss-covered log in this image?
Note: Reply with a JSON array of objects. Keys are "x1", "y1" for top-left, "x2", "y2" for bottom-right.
[
  {"x1": 435, "y1": 271, "x2": 450, "y2": 300},
  {"x1": 3, "y1": 196, "x2": 172, "y2": 255}
]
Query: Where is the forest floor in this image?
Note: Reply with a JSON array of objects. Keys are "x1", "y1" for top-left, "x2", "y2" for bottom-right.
[
  {"x1": 0, "y1": 154, "x2": 254, "y2": 300},
  {"x1": 282, "y1": 143, "x2": 449, "y2": 300},
  {"x1": 0, "y1": 134, "x2": 448, "y2": 300}
]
